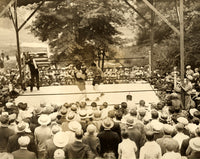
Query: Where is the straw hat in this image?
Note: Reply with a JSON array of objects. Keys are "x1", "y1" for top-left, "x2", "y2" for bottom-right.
[
  {"x1": 54, "y1": 149, "x2": 65, "y2": 159},
  {"x1": 102, "y1": 117, "x2": 114, "y2": 130},
  {"x1": 17, "y1": 122, "x2": 27, "y2": 133},
  {"x1": 189, "y1": 137, "x2": 200, "y2": 151},
  {"x1": 186, "y1": 65, "x2": 191, "y2": 69},
  {"x1": 78, "y1": 110, "x2": 87, "y2": 119},
  {"x1": 53, "y1": 132, "x2": 69, "y2": 148},
  {"x1": 66, "y1": 112, "x2": 75, "y2": 121},
  {"x1": 177, "y1": 117, "x2": 188, "y2": 125},
  {"x1": 190, "y1": 108, "x2": 198, "y2": 117},
  {"x1": 68, "y1": 121, "x2": 82, "y2": 132},
  {"x1": 38, "y1": 114, "x2": 51, "y2": 125},
  {"x1": 18, "y1": 136, "x2": 30, "y2": 147},
  {"x1": 86, "y1": 124, "x2": 97, "y2": 134}
]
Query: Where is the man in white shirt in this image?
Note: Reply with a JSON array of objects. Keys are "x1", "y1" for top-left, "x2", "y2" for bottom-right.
[
  {"x1": 173, "y1": 123, "x2": 189, "y2": 149},
  {"x1": 139, "y1": 131, "x2": 162, "y2": 159}
]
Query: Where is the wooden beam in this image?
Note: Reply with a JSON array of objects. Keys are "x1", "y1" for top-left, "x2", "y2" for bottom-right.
[
  {"x1": 123, "y1": 0, "x2": 151, "y2": 26},
  {"x1": 0, "y1": 0, "x2": 16, "y2": 18},
  {"x1": 18, "y1": 0, "x2": 45, "y2": 31},
  {"x1": 142, "y1": 0, "x2": 180, "y2": 35}
]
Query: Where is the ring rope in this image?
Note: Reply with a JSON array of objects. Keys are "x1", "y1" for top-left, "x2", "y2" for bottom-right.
[{"x1": 20, "y1": 89, "x2": 159, "y2": 97}]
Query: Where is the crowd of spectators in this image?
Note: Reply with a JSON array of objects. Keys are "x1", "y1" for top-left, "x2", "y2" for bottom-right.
[
  {"x1": 0, "y1": 90, "x2": 200, "y2": 159},
  {"x1": 148, "y1": 65, "x2": 200, "y2": 102},
  {"x1": 1, "y1": 64, "x2": 200, "y2": 159},
  {"x1": 36, "y1": 65, "x2": 148, "y2": 87}
]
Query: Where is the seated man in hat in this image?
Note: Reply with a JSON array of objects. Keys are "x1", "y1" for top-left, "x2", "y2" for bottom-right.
[
  {"x1": 64, "y1": 129, "x2": 95, "y2": 159},
  {"x1": 12, "y1": 136, "x2": 36, "y2": 159}
]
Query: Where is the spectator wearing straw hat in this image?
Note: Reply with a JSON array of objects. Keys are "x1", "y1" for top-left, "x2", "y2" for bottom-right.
[
  {"x1": 61, "y1": 111, "x2": 76, "y2": 132},
  {"x1": 0, "y1": 115, "x2": 15, "y2": 152},
  {"x1": 12, "y1": 136, "x2": 36, "y2": 159},
  {"x1": 29, "y1": 106, "x2": 43, "y2": 133},
  {"x1": 185, "y1": 127, "x2": 200, "y2": 157},
  {"x1": 97, "y1": 117, "x2": 121, "y2": 158},
  {"x1": 34, "y1": 114, "x2": 51, "y2": 159},
  {"x1": 65, "y1": 120, "x2": 82, "y2": 144},
  {"x1": 92, "y1": 110, "x2": 102, "y2": 132},
  {"x1": 64, "y1": 129, "x2": 95, "y2": 159},
  {"x1": 78, "y1": 109, "x2": 88, "y2": 133},
  {"x1": 82, "y1": 124, "x2": 101, "y2": 157},
  {"x1": 187, "y1": 137, "x2": 200, "y2": 159},
  {"x1": 44, "y1": 125, "x2": 61, "y2": 159},
  {"x1": 54, "y1": 149, "x2": 65, "y2": 159},
  {"x1": 186, "y1": 65, "x2": 194, "y2": 77},
  {"x1": 7, "y1": 122, "x2": 37, "y2": 154},
  {"x1": 180, "y1": 123, "x2": 198, "y2": 156}
]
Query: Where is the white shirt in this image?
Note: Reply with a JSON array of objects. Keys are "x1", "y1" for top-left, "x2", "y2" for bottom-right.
[
  {"x1": 139, "y1": 141, "x2": 162, "y2": 159},
  {"x1": 118, "y1": 138, "x2": 137, "y2": 159},
  {"x1": 173, "y1": 132, "x2": 189, "y2": 149},
  {"x1": 161, "y1": 151, "x2": 182, "y2": 159}
]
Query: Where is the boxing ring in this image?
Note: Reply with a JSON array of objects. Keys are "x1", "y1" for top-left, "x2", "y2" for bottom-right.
[{"x1": 15, "y1": 81, "x2": 160, "y2": 109}]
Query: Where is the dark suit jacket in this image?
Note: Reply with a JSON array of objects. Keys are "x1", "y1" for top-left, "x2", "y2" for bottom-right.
[
  {"x1": 7, "y1": 132, "x2": 37, "y2": 155},
  {"x1": 12, "y1": 149, "x2": 36, "y2": 159},
  {"x1": 126, "y1": 126, "x2": 146, "y2": 158},
  {"x1": 45, "y1": 138, "x2": 57, "y2": 159},
  {"x1": 64, "y1": 141, "x2": 95, "y2": 159},
  {"x1": 82, "y1": 135, "x2": 101, "y2": 157},
  {"x1": 0, "y1": 126, "x2": 15, "y2": 152},
  {"x1": 180, "y1": 136, "x2": 194, "y2": 156},
  {"x1": 100, "y1": 121, "x2": 122, "y2": 142},
  {"x1": 97, "y1": 130, "x2": 121, "y2": 158},
  {"x1": 188, "y1": 151, "x2": 200, "y2": 159}
]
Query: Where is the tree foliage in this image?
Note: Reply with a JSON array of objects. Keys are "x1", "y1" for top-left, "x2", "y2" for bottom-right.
[
  {"x1": 29, "y1": 0, "x2": 127, "y2": 65},
  {"x1": 124, "y1": 0, "x2": 200, "y2": 74}
]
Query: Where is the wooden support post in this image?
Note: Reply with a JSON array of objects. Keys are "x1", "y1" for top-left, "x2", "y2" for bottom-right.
[
  {"x1": 149, "y1": 51, "x2": 151, "y2": 74},
  {"x1": 14, "y1": 0, "x2": 23, "y2": 88},
  {"x1": 180, "y1": 0, "x2": 185, "y2": 107},
  {"x1": 101, "y1": 50, "x2": 105, "y2": 71},
  {"x1": 150, "y1": 0, "x2": 154, "y2": 75},
  {"x1": 0, "y1": 0, "x2": 16, "y2": 18}
]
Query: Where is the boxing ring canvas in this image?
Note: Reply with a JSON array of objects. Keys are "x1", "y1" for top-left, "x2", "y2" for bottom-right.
[{"x1": 15, "y1": 81, "x2": 160, "y2": 111}]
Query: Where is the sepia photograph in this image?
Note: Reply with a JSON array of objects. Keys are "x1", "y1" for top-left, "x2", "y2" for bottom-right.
[{"x1": 0, "y1": 0, "x2": 200, "y2": 159}]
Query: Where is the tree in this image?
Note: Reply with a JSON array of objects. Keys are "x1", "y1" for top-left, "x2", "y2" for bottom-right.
[
  {"x1": 124, "y1": 0, "x2": 200, "y2": 74},
  {"x1": 29, "y1": 0, "x2": 127, "y2": 66}
]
